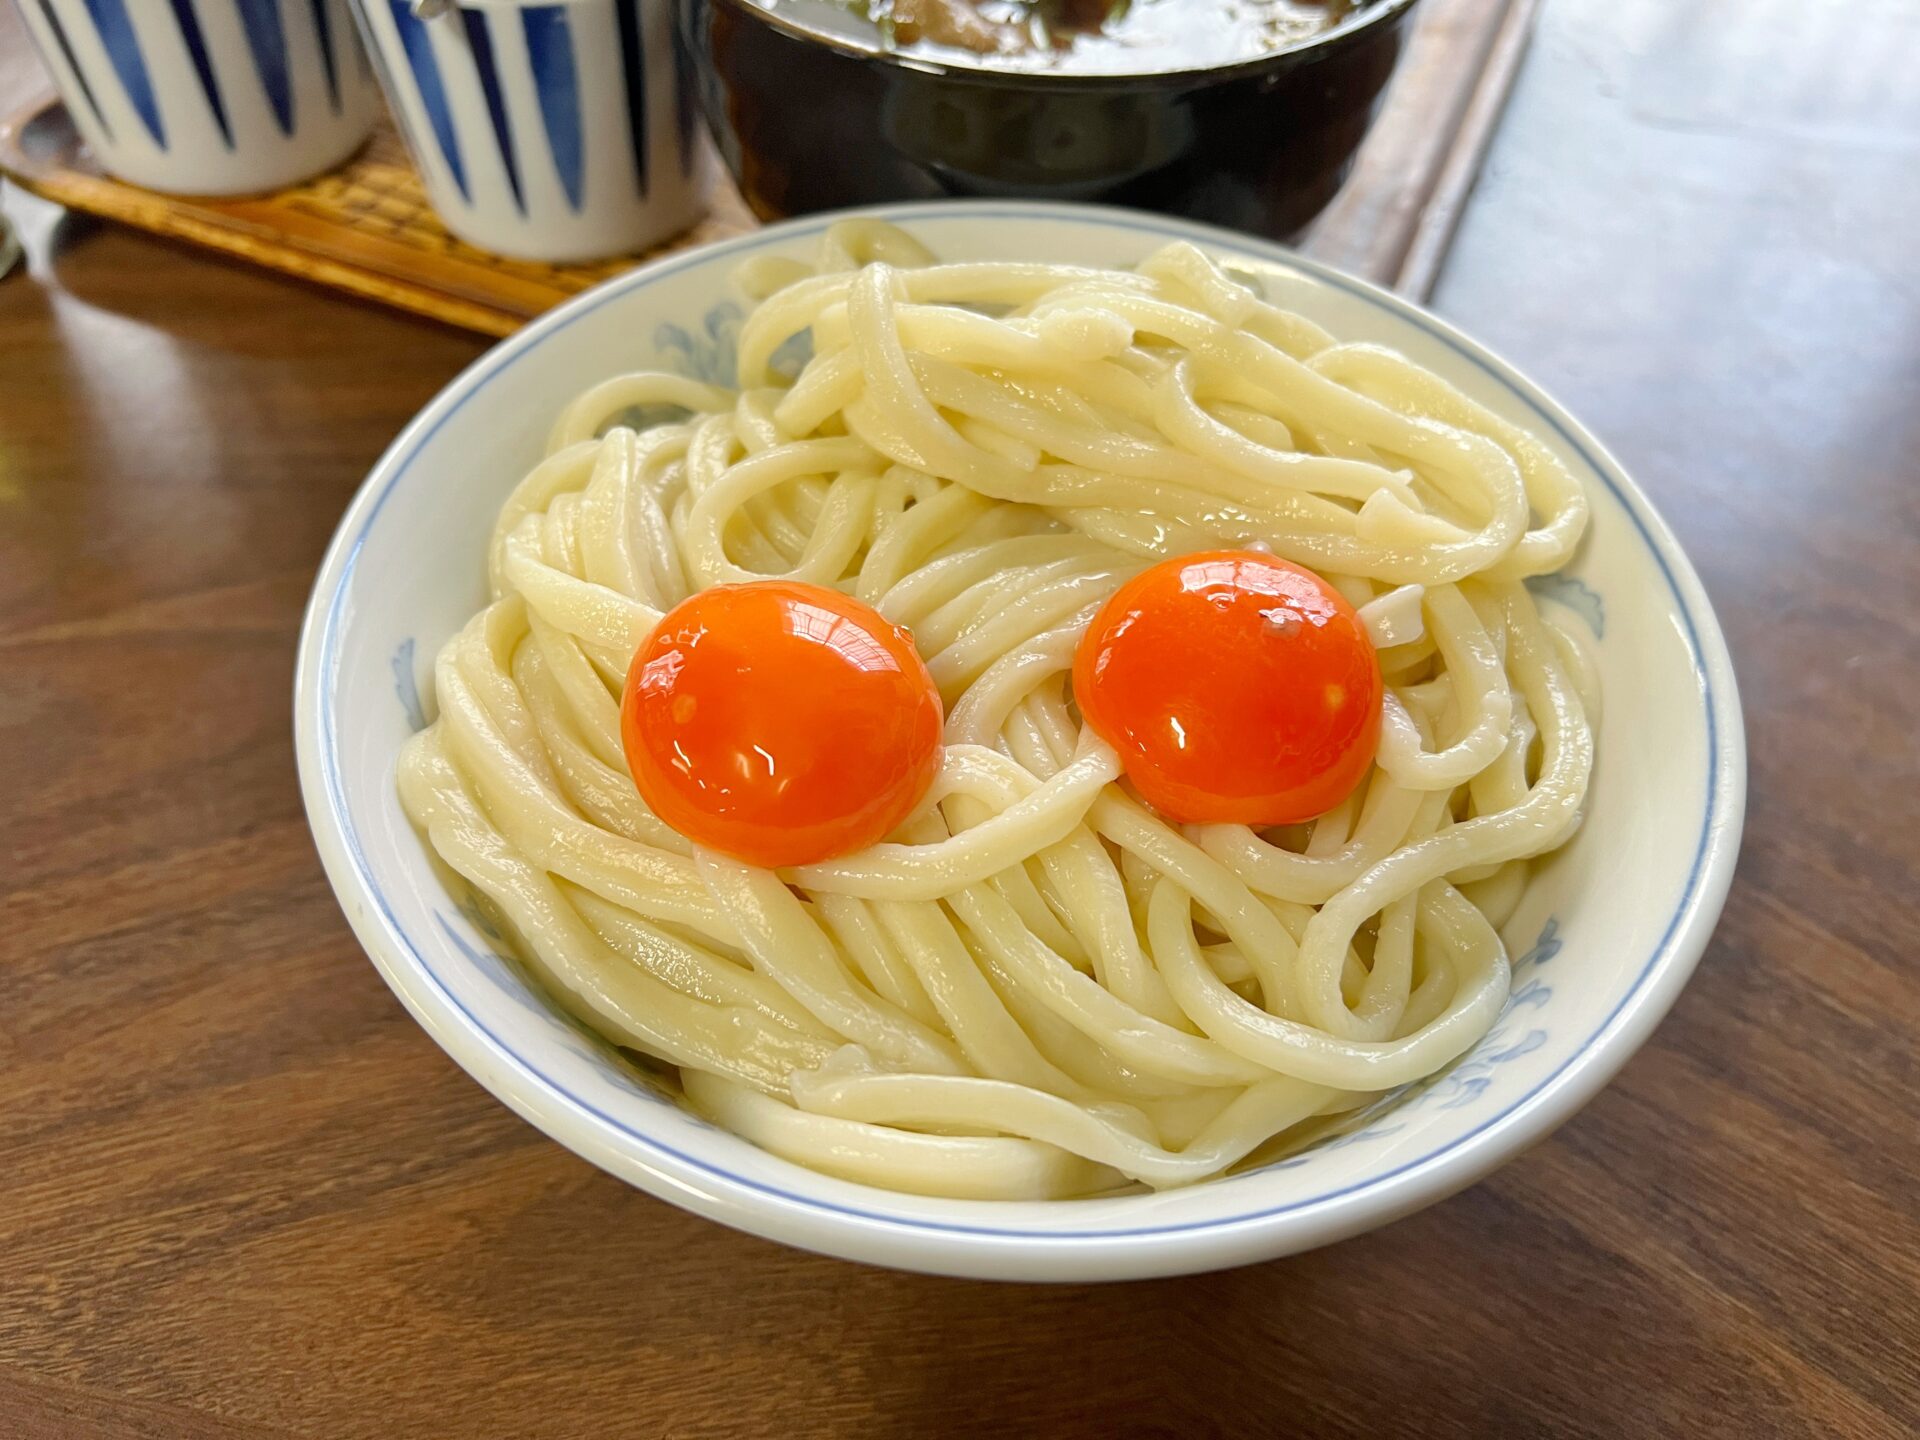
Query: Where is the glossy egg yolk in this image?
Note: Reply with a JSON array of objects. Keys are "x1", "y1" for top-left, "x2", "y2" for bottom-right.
[
  {"x1": 1073, "y1": 551, "x2": 1382, "y2": 826},
  {"x1": 621, "y1": 581, "x2": 943, "y2": 869}
]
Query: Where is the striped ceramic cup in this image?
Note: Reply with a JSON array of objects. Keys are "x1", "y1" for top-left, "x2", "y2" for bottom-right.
[
  {"x1": 349, "y1": 0, "x2": 709, "y2": 262},
  {"x1": 14, "y1": 0, "x2": 380, "y2": 195}
]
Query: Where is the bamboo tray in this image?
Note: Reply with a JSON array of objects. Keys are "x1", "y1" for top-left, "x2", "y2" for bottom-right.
[{"x1": 0, "y1": 0, "x2": 1533, "y2": 332}]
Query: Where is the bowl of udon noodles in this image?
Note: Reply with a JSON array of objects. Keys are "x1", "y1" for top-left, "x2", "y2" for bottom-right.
[
  {"x1": 679, "y1": 0, "x2": 1420, "y2": 234},
  {"x1": 295, "y1": 202, "x2": 1744, "y2": 1281}
]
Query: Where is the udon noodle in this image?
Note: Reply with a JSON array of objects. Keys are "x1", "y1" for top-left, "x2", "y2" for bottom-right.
[{"x1": 398, "y1": 221, "x2": 1597, "y2": 1200}]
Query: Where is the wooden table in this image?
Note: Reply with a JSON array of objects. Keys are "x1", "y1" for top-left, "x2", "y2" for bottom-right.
[{"x1": 3, "y1": 1, "x2": 1916, "y2": 1434}]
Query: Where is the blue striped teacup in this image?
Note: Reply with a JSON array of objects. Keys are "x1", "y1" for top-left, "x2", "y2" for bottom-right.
[
  {"x1": 14, "y1": 0, "x2": 381, "y2": 195},
  {"x1": 349, "y1": 0, "x2": 710, "y2": 262}
]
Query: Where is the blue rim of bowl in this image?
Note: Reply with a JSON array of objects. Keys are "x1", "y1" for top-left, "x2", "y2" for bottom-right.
[{"x1": 300, "y1": 200, "x2": 1743, "y2": 1249}]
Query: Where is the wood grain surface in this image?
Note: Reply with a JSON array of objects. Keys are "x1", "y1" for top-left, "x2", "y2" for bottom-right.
[
  {"x1": 2, "y1": 0, "x2": 1917, "y2": 1436},
  {"x1": 1305, "y1": 0, "x2": 1537, "y2": 295}
]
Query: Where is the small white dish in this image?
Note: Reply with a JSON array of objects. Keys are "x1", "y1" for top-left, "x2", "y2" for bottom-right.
[
  {"x1": 16, "y1": 0, "x2": 379, "y2": 195},
  {"x1": 349, "y1": 0, "x2": 709, "y2": 261},
  {"x1": 294, "y1": 201, "x2": 1745, "y2": 1281}
]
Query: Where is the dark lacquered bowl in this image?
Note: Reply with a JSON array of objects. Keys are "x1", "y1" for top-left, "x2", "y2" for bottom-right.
[{"x1": 676, "y1": 0, "x2": 1419, "y2": 236}]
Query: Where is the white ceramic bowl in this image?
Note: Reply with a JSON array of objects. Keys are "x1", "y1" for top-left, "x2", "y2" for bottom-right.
[
  {"x1": 295, "y1": 201, "x2": 1745, "y2": 1281},
  {"x1": 348, "y1": 0, "x2": 708, "y2": 262},
  {"x1": 15, "y1": 0, "x2": 378, "y2": 195}
]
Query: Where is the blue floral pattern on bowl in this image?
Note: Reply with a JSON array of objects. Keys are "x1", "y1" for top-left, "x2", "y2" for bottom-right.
[
  {"x1": 654, "y1": 302, "x2": 743, "y2": 386},
  {"x1": 1526, "y1": 573, "x2": 1606, "y2": 638},
  {"x1": 653, "y1": 299, "x2": 813, "y2": 385},
  {"x1": 392, "y1": 636, "x2": 427, "y2": 733},
  {"x1": 1250, "y1": 918, "x2": 1563, "y2": 1175}
]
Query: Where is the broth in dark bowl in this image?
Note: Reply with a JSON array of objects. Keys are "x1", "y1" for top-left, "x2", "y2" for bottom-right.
[
  {"x1": 759, "y1": 0, "x2": 1353, "y2": 75},
  {"x1": 679, "y1": 0, "x2": 1418, "y2": 235}
]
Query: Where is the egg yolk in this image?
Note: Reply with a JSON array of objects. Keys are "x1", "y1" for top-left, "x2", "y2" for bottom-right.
[
  {"x1": 621, "y1": 582, "x2": 943, "y2": 869},
  {"x1": 1073, "y1": 550, "x2": 1382, "y2": 826}
]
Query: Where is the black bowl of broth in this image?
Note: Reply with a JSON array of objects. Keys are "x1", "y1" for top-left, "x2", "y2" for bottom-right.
[{"x1": 677, "y1": 0, "x2": 1419, "y2": 235}]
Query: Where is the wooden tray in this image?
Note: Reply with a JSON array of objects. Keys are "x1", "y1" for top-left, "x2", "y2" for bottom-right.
[{"x1": 0, "y1": 0, "x2": 1533, "y2": 332}]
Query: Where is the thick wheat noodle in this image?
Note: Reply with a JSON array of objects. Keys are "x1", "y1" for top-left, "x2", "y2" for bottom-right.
[{"x1": 397, "y1": 222, "x2": 1596, "y2": 1199}]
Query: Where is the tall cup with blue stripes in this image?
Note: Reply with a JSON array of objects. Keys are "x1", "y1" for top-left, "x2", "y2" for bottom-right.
[
  {"x1": 350, "y1": 0, "x2": 710, "y2": 262},
  {"x1": 13, "y1": 0, "x2": 381, "y2": 195}
]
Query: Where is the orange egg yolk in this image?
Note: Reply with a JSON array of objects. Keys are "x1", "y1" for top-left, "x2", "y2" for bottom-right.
[
  {"x1": 1073, "y1": 550, "x2": 1383, "y2": 826},
  {"x1": 621, "y1": 582, "x2": 943, "y2": 869}
]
